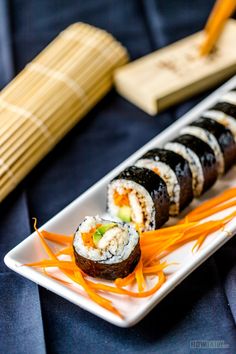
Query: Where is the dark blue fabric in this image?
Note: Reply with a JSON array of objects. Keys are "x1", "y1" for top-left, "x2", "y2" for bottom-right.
[
  {"x1": 1, "y1": 1, "x2": 236, "y2": 353},
  {"x1": 0, "y1": 0, "x2": 15, "y2": 86}
]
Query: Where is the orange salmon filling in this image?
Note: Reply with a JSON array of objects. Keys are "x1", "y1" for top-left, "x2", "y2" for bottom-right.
[{"x1": 113, "y1": 189, "x2": 131, "y2": 207}]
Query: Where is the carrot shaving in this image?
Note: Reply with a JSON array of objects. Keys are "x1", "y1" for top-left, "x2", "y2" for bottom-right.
[
  {"x1": 179, "y1": 188, "x2": 236, "y2": 223},
  {"x1": 89, "y1": 271, "x2": 165, "y2": 298},
  {"x1": 67, "y1": 269, "x2": 123, "y2": 318},
  {"x1": 141, "y1": 222, "x2": 197, "y2": 237},
  {"x1": 192, "y1": 233, "x2": 208, "y2": 253},
  {"x1": 55, "y1": 246, "x2": 74, "y2": 256},
  {"x1": 33, "y1": 218, "x2": 57, "y2": 261},
  {"x1": 76, "y1": 271, "x2": 122, "y2": 318},
  {"x1": 81, "y1": 224, "x2": 102, "y2": 248},
  {"x1": 180, "y1": 200, "x2": 236, "y2": 223},
  {"x1": 134, "y1": 258, "x2": 145, "y2": 292},
  {"x1": 25, "y1": 259, "x2": 77, "y2": 271},
  {"x1": 153, "y1": 167, "x2": 160, "y2": 175},
  {"x1": 143, "y1": 262, "x2": 169, "y2": 275},
  {"x1": 115, "y1": 271, "x2": 165, "y2": 298},
  {"x1": 41, "y1": 230, "x2": 73, "y2": 244},
  {"x1": 115, "y1": 273, "x2": 135, "y2": 287},
  {"x1": 113, "y1": 189, "x2": 130, "y2": 207},
  {"x1": 81, "y1": 228, "x2": 96, "y2": 247},
  {"x1": 28, "y1": 188, "x2": 236, "y2": 318},
  {"x1": 43, "y1": 268, "x2": 72, "y2": 285}
]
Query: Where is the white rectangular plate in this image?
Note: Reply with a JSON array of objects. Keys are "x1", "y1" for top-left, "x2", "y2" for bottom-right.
[{"x1": 4, "y1": 75, "x2": 236, "y2": 327}]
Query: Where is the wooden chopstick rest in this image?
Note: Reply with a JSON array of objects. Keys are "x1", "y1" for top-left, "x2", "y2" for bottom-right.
[{"x1": 114, "y1": 19, "x2": 236, "y2": 115}]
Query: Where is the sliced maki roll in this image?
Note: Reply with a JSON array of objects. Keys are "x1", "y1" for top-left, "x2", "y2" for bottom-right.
[
  {"x1": 165, "y1": 134, "x2": 218, "y2": 197},
  {"x1": 107, "y1": 166, "x2": 170, "y2": 231},
  {"x1": 212, "y1": 102, "x2": 236, "y2": 119},
  {"x1": 181, "y1": 117, "x2": 236, "y2": 175},
  {"x1": 202, "y1": 109, "x2": 236, "y2": 141},
  {"x1": 135, "y1": 148, "x2": 193, "y2": 216},
  {"x1": 73, "y1": 216, "x2": 141, "y2": 280},
  {"x1": 219, "y1": 91, "x2": 236, "y2": 106}
]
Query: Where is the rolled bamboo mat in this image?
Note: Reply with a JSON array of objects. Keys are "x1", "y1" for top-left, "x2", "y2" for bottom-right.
[{"x1": 0, "y1": 23, "x2": 128, "y2": 202}]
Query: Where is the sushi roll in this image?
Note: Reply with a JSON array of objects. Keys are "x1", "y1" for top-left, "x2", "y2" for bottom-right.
[
  {"x1": 107, "y1": 166, "x2": 170, "y2": 231},
  {"x1": 219, "y1": 90, "x2": 236, "y2": 106},
  {"x1": 181, "y1": 117, "x2": 236, "y2": 175},
  {"x1": 165, "y1": 135, "x2": 218, "y2": 197},
  {"x1": 211, "y1": 101, "x2": 236, "y2": 119},
  {"x1": 73, "y1": 216, "x2": 141, "y2": 280},
  {"x1": 202, "y1": 109, "x2": 236, "y2": 141},
  {"x1": 135, "y1": 148, "x2": 193, "y2": 216}
]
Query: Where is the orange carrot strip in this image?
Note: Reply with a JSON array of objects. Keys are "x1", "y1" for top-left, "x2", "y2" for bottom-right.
[
  {"x1": 165, "y1": 224, "x2": 224, "y2": 249},
  {"x1": 143, "y1": 262, "x2": 169, "y2": 275},
  {"x1": 180, "y1": 200, "x2": 236, "y2": 223},
  {"x1": 141, "y1": 222, "x2": 197, "y2": 238},
  {"x1": 33, "y1": 218, "x2": 57, "y2": 261},
  {"x1": 135, "y1": 258, "x2": 145, "y2": 292},
  {"x1": 142, "y1": 233, "x2": 185, "y2": 259},
  {"x1": 142, "y1": 220, "x2": 226, "y2": 264},
  {"x1": 192, "y1": 233, "x2": 208, "y2": 252},
  {"x1": 89, "y1": 272, "x2": 165, "y2": 298},
  {"x1": 66, "y1": 269, "x2": 123, "y2": 318},
  {"x1": 55, "y1": 246, "x2": 74, "y2": 256},
  {"x1": 140, "y1": 232, "x2": 181, "y2": 246},
  {"x1": 115, "y1": 273, "x2": 136, "y2": 287},
  {"x1": 75, "y1": 272, "x2": 122, "y2": 318},
  {"x1": 32, "y1": 220, "x2": 124, "y2": 317},
  {"x1": 41, "y1": 230, "x2": 73, "y2": 244},
  {"x1": 179, "y1": 221, "x2": 224, "y2": 239},
  {"x1": 179, "y1": 188, "x2": 236, "y2": 222},
  {"x1": 42, "y1": 268, "x2": 72, "y2": 285},
  {"x1": 25, "y1": 259, "x2": 77, "y2": 270}
]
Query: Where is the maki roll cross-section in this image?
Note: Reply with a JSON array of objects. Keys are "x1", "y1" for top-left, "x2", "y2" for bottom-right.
[
  {"x1": 135, "y1": 148, "x2": 193, "y2": 216},
  {"x1": 73, "y1": 216, "x2": 141, "y2": 280},
  {"x1": 75, "y1": 85, "x2": 236, "y2": 283},
  {"x1": 165, "y1": 135, "x2": 218, "y2": 197},
  {"x1": 107, "y1": 166, "x2": 170, "y2": 231},
  {"x1": 181, "y1": 117, "x2": 236, "y2": 175},
  {"x1": 212, "y1": 102, "x2": 236, "y2": 119}
]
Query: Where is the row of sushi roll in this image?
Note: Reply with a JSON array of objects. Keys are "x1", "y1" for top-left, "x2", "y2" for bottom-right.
[{"x1": 73, "y1": 87, "x2": 236, "y2": 280}]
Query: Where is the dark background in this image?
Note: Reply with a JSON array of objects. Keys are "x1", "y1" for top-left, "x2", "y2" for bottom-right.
[{"x1": 0, "y1": 1, "x2": 236, "y2": 353}]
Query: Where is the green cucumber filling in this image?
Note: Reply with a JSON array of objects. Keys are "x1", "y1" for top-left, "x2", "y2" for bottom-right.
[
  {"x1": 117, "y1": 206, "x2": 131, "y2": 222},
  {"x1": 93, "y1": 223, "x2": 116, "y2": 246}
]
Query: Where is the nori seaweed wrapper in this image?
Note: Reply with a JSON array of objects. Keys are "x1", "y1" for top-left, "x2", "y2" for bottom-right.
[
  {"x1": 73, "y1": 239, "x2": 141, "y2": 280},
  {"x1": 191, "y1": 117, "x2": 236, "y2": 172},
  {"x1": 172, "y1": 134, "x2": 218, "y2": 194},
  {"x1": 212, "y1": 102, "x2": 236, "y2": 119},
  {"x1": 112, "y1": 166, "x2": 170, "y2": 229},
  {"x1": 141, "y1": 148, "x2": 193, "y2": 212}
]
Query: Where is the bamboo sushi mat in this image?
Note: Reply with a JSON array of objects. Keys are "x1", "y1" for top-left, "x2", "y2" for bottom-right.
[{"x1": 0, "y1": 23, "x2": 128, "y2": 202}]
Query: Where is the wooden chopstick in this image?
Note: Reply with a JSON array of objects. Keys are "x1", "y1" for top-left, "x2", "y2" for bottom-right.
[
  {"x1": 200, "y1": 0, "x2": 236, "y2": 56},
  {"x1": 205, "y1": 0, "x2": 224, "y2": 33}
]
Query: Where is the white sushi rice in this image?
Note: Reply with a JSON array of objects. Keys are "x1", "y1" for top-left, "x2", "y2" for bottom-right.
[
  {"x1": 219, "y1": 91, "x2": 236, "y2": 106},
  {"x1": 202, "y1": 110, "x2": 236, "y2": 142},
  {"x1": 135, "y1": 158, "x2": 180, "y2": 216},
  {"x1": 107, "y1": 179, "x2": 155, "y2": 231},
  {"x1": 181, "y1": 126, "x2": 224, "y2": 175},
  {"x1": 73, "y1": 216, "x2": 139, "y2": 264},
  {"x1": 165, "y1": 141, "x2": 204, "y2": 197}
]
